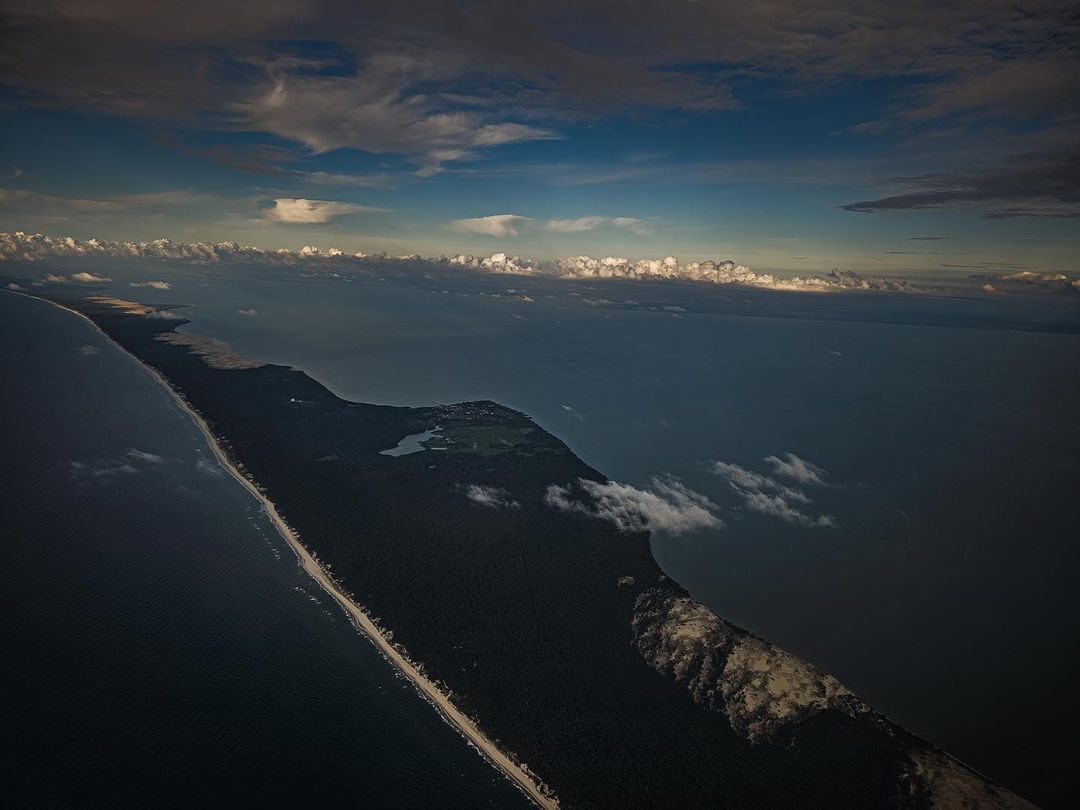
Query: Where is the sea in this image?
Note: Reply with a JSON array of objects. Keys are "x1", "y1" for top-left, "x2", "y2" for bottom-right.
[{"x1": 3, "y1": 261, "x2": 1078, "y2": 808}]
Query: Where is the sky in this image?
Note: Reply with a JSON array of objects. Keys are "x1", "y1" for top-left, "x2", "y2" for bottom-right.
[{"x1": 0, "y1": 1, "x2": 1077, "y2": 276}]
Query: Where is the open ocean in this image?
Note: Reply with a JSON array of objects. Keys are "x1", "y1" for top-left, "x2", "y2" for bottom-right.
[{"x1": 4, "y1": 263, "x2": 1079, "y2": 807}]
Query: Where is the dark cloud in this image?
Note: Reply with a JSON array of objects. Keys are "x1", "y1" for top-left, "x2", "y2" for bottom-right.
[
  {"x1": 2, "y1": 1, "x2": 1075, "y2": 171},
  {"x1": 842, "y1": 148, "x2": 1080, "y2": 218}
]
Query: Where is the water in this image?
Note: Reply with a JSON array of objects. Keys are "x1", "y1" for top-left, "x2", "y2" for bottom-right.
[
  {"x1": 0, "y1": 291, "x2": 530, "y2": 808},
  {"x1": 380, "y1": 429, "x2": 442, "y2": 456},
  {"x1": 5, "y1": 263, "x2": 1080, "y2": 806}
]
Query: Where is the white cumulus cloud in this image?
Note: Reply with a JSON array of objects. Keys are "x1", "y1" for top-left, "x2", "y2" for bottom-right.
[
  {"x1": 71, "y1": 272, "x2": 111, "y2": 283},
  {"x1": 263, "y1": 198, "x2": 381, "y2": 224},
  {"x1": 545, "y1": 476, "x2": 722, "y2": 535},
  {"x1": 130, "y1": 280, "x2": 171, "y2": 289}
]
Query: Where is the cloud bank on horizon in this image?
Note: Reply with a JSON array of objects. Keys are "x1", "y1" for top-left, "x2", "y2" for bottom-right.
[{"x1": 0, "y1": 230, "x2": 945, "y2": 294}]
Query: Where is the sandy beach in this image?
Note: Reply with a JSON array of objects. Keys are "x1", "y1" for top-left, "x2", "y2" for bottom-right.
[{"x1": 24, "y1": 291, "x2": 558, "y2": 810}]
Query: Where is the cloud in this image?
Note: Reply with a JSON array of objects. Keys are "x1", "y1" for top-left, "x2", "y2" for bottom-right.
[
  {"x1": 561, "y1": 404, "x2": 586, "y2": 421},
  {"x1": 235, "y1": 55, "x2": 558, "y2": 174},
  {"x1": 763, "y1": 452, "x2": 828, "y2": 485},
  {"x1": 544, "y1": 216, "x2": 652, "y2": 236},
  {"x1": 301, "y1": 170, "x2": 395, "y2": 188},
  {"x1": 2, "y1": 1, "x2": 1074, "y2": 188},
  {"x1": 709, "y1": 461, "x2": 809, "y2": 503},
  {"x1": 0, "y1": 188, "x2": 124, "y2": 214},
  {"x1": 969, "y1": 270, "x2": 1080, "y2": 293},
  {"x1": 41, "y1": 271, "x2": 111, "y2": 283},
  {"x1": 741, "y1": 490, "x2": 836, "y2": 528},
  {"x1": 463, "y1": 484, "x2": 520, "y2": 509},
  {"x1": 842, "y1": 148, "x2": 1080, "y2": 219},
  {"x1": 710, "y1": 456, "x2": 835, "y2": 528},
  {"x1": 545, "y1": 476, "x2": 722, "y2": 535},
  {"x1": 145, "y1": 309, "x2": 182, "y2": 319},
  {"x1": 130, "y1": 280, "x2": 171, "y2": 289},
  {"x1": 68, "y1": 447, "x2": 163, "y2": 480},
  {"x1": 0, "y1": 188, "x2": 222, "y2": 224},
  {"x1": 898, "y1": 56, "x2": 1079, "y2": 124},
  {"x1": 70, "y1": 460, "x2": 138, "y2": 478},
  {"x1": 262, "y1": 198, "x2": 381, "y2": 223},
  {"x1": 0, "y1": 231, "x2": 982, "y2": 296},
  {"x1": 6, "y1": 282, "x2": 24, "y2": 290},
  {"x1": 237, "y1": 307, "x2": 258, "y2": 316},
  {"x1": 195, "y1": 457, "x2": 222, "y2": 476},
  {"x1": 449, "y1": 214, "x2": 650, "y2": 238},
  {"x1": 77, "y1": 344, "x2": 100, "y2": 355},
  {"x1": 450, "y1": 214, "x2": 532, "y2": 238}
]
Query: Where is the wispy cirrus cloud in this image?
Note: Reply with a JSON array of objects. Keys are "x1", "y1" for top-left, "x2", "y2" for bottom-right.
[
  {"x1": 763, "y1": 452, "x2": 828, "y2": 485},
  {"x1": 710, "y1": 455, "x2": 835, "y2": 528},
  {"x1": 463, "y1": 484, "x2": 520, "y2": 509},
  {"x1": 236, "y1": 55, "x2": 559, "y2": 176},
  {"x1": 0, "y1": 187, "x2": 228, "y2": 227},
  {"x1": 68, "y1": 447, "x2": 164, "y2": 480},
  {"x1": 449, "y1": 214, "x2": 532, "y2": 238},
  {"x1": 450, "y1": 214, "x2": 650, "y2": 237}
]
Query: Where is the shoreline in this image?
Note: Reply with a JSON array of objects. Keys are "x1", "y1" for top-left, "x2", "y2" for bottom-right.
[{"x1": 16, "y1": 290, "x2": 558, "y2": 810}]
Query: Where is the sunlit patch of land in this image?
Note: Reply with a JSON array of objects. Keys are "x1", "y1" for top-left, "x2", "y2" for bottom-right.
[
  {"x1": 85, "y1": 296, "x2": 158, "y2": 316},
  {"x1": 154, "y1": 332, "x2": 264, "y2": 370}
]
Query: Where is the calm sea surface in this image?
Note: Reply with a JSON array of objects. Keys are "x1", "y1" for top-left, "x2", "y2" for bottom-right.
[
  {"x1": 4, "y1": 263, "x2": 1079, "y2": 807},
  {"x1": 0, "y1": 291, "x2": 530, "y2": 808}
]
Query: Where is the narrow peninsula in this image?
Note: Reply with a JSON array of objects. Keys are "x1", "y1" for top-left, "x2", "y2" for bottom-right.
[{"x1": 21, "y1": 289, "x2": 1034, "y2": 809}]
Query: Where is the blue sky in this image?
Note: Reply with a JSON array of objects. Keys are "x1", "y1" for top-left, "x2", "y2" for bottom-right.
[{"x1": 1, "y1": 1, "x2": 1077, "y2": 276}]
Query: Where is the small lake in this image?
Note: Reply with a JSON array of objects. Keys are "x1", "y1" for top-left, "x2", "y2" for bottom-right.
[{"x1": 380, "y1": 427, "x2": 441, "y2": 456}]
